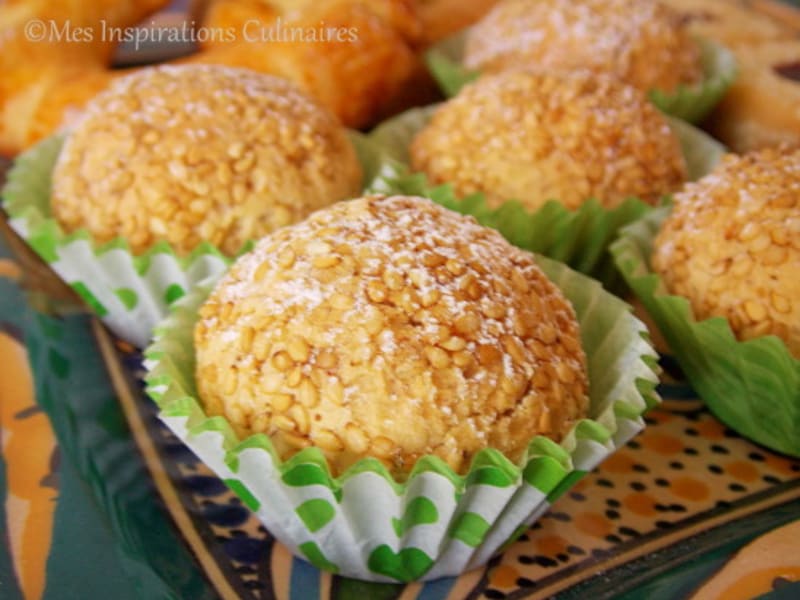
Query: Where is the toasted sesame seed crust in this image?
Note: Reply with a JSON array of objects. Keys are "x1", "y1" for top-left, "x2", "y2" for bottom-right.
[
  {"x1": 51, "y1": 65, "x2": 362, "y2": 256},
  {"x1": 653, "y1": 147, "x2": 800, "y2": 358},
  {"x1": 410, "y1": 70, "x2": 687, "y2": 211},
  {"x1": 195, "y1": 195, "x2": 589, "y2": 475},
  {"x1": 465, "y1": 0, "x2": 703, "y2": 94}
]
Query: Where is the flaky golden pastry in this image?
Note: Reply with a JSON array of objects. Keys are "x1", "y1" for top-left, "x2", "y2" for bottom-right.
[
  {"x1": 0, "y1": 0, "x2": 169, "y2": 155},
  {"x1": 413, "y1": 0, "x2": 500, "y2": 46},
  {"x1": 200, "y1": 0, "x2": 422, "y2": 49},
  {"x1": 0, "y1": 0, "x2": 424, "y2": 154},
  {"x1": 187, "y1": 0, "x2": 422, "y2": 129},
  {"x1": 706, "y1": 41, "x2": 800, "y2": 152},
  {"x1": 660, "y1": 0, "x2": 795, "y2": 46}
]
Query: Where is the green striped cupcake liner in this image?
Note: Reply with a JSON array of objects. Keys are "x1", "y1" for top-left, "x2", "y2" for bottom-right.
[
  {"x1": 1, "y1": 135, "x2": 234, "y2": 348},
  {"x1": 611, "y1": 208, "x2": 800, "y2": 458},
  {"x1": 144, "y1": 253, "x2": 660, "y2": 582},
  {"x1": 425, "y1": 31, "x2": 737, "y2": 124},
  {"x1": 356, "y1": 104, "x2": 727, "y2": 291},
  {"x1": 2, "y1": 132, "x2": 376, "y2": 349}
]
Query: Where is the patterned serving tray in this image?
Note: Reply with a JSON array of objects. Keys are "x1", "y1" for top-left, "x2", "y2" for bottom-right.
[
  {"x1": 117, "y1": 345, "x2": 800, "y2": 599},
  {"x1": 2, "y1": 216, "x2": 798, "y2": 599},
  {"x1": 2, "y1": 2, "x2": 800, "y2": 595}
]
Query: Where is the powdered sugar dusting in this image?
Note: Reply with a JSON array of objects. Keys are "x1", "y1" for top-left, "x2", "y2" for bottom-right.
[{"x1": 194, "y1": 195, "x2": 589, "y2": 475}]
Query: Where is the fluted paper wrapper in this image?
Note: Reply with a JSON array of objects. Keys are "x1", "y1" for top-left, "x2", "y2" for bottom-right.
[
  {"x1": 611, "y1": 208, "x2": 800, "y2": 458},
  {"x1": 3, "y1": 101, "x2": 724, "y2": 346},
  {"x1": 357, "y1": 105, "x2": 726, "y2": 290},
  {"x1": 426, "y1": 31, "x2": 737, "y2": 123},
  {"x1": 143, "y1": 256, "x2": 660, "y2": 582},
  {"x1": 1, "y1": 136, "x2": 233, "y2": 348}
]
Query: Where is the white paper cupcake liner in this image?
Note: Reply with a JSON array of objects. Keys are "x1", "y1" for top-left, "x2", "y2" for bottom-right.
[
  {"x1": 1, "y1": 136, "x2": 234, "y2": 348},
  {"x1": 144, "y1": 255, "x2": 660, "y2": 582}
]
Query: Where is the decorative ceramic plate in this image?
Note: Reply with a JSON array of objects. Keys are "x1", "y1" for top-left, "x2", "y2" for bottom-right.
[
  {"x1": 2, "y1": 1, "x2": 800, "y2": 598},
  {"x1": 2, "y1": 194, "x2": 800, "y2": 600}
]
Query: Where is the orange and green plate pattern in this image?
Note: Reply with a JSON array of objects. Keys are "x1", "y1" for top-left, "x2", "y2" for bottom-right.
[{"x1": 1, "y1": 211, "x2": 799, "y2": 600}]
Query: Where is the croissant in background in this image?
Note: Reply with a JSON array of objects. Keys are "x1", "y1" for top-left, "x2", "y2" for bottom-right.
[
  {"x1": 0, "y1": 0, "x2": 171, "y2": 61},
  {"x1": 659, "y1": 0, "x2": 800, "y2": 152},
  {"x1": 659, "y1": 0, "x2": 796, "y2": 46},
  {"x1": 0, "y1": 0, "x2": 171, "y2": 155},
  {"x1": 195, "y1": 0, "x2": 501, "y2": 124},
  {"x1": 412, "y1": 0, "x2": 500, "y2": 45},
  {"x1": 190, "y1": 0, "x2": 425, "y2": 128},
  {"x1": 0, "y1": 0, "x2": 435, "y2": 156},
  {"x1": 0, "y1": 0, "x2": 506, "y2": 157},
  {"x1": 199, "y1": 0, "x2": 424, "y2": 48},
  {"x1": 200, "y1": 0, "x2": 499, "y2": 48}
]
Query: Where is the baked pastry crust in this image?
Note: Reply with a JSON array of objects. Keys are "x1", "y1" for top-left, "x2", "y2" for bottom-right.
[
  {"x1": 195, "y1": 195, "x2": 589, "y2": 475},
  {"x1": 187, "y1": 0, "x2": 422, "y2": 129},
  {"x1": 707, "y1": 41, "x2": 800, "y2": 153},
  {"x1": 0, "y1": 0, "x2": 424, "y2": 154},
  {"x1": 412, "y1": 0, "x2": 500, "y2": 46},
  {"x1": 660, "y1": 0, "x2": 796, "y2": 46}
]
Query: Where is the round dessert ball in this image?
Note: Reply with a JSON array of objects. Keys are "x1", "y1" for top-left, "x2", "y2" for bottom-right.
[
  {"x1": 410, "y1": 69, "x2": 687, "y2": 211},
  {"x1": 653, "y1": 147, "x2": 800, "y2": 358},
  {"x1": 195, "y1": 195, "x2": 589, "y2": 475},
  {"x1": 464, "y1": 0, "x2": 703, "y2": 94},
  {"x1": 51, "y1": 65, "x2": 362, "y2": 256}
]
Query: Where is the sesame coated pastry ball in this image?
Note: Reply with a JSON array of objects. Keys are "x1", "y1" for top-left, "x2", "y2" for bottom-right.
[
  {"x1": 410, "y1": 69, "x2": 687, "y2": 211},
  {"x1": 652, "y1": 148, "x2": 800, "y2": 358},
  {"x1": 464, "y1": 0, "x2": 703, "y2": 94},
  {"x1": 195, "y1": 195, "x2": 589, "y2": 476},
  {"x1": 51, "y1": 65, "x2": 362, "y2": 256}
]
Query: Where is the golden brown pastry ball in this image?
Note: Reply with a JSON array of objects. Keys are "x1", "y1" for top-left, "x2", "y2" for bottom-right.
[
  {"x1": 195, "y1": 195, "x2": 589, "y2": 475},
  {"x1": 464, "y1": 0, "x2": 703, "y2": 94},
  {"x1": 51, "y1": 65, "x2": 362, "y2": 256},
  {"x1": 410, "y1": 69, "x2": 687, "y2": 211},
  {"x1": 653, "y1": 148, "x2": 800, "y2": 358},
  {"x1": 707, "y1": 41, "x2": 800, "y2": 153}
]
